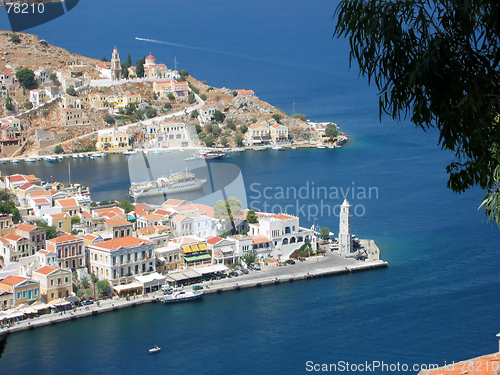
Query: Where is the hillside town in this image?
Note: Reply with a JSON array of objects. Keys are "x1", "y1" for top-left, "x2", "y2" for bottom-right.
[
  {"x1": 0, "y1": 31, "x2": 361, "y2": 324},
  {"x1": 0, "y1": 32, "x2": 347, "y2": 159},
  {"x1": 0, "y1": 169, "x2": 336, "y2": 313}
]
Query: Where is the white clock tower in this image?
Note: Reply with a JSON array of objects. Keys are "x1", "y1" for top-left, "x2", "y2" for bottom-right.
[
  {"x1": 339, "y1": 199, "x2": 352, "y2": 255},
  {"x1": 111, "y1": 47, "x2": 122, "y2": 81}
]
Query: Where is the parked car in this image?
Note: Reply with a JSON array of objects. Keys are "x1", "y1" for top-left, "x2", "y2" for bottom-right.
[
  {"x1": 82, "y1": 300, "x2": 94, "y2": 305},
  {"x1": 241, "y1": 268, "x2": 249, "y2": 274},
  {"x1": 285, "y1": 259, "x2": 296, "y2": 265},
  {"x1": 249, "y1": 263, "x2": 261, "y2": 271},
  {"x1": 355, "y1": 254, "x2": 367, "y2": 261},
  {"x1": 229, "y1": 271, "x2": 239, "y2": 277},
  {"x1": 192, "y1": 285, "x2": 204, "y2": 290}
]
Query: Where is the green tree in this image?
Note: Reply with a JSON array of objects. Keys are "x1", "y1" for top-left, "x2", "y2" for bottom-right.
[
  {"x1": 204, "y1": 134, "x2": 214, "y2": 147},
  {"x1": 134, "y1": 109, "x2": 144, "y2": 120},
  {"x1": 226, "y1": 118, "x2": 236, "y2": 130},
  {"x1": 212, "y1": 124, "x2": 222, "y2": 137},
  {"x1": 247, "y1": 209, "x2": 258, "y2": 224},
  {"x1": 195, "y1": 124, "x2": 202, "y2": 134},
  {"x1": 145, "y1": 108, "x2": 157, "y2": 118},
  {"x1": 49, "y1": 73, "x2": 57, "y2": 82},
  {"x1": 16, "y1": 68, "x2": 37, "y2": 89},
  {"x1": 242, "y1": 251, "x2": 258, "y2": 266},
  {"x1": 272, "y1": 114, "x2": 282, "y2": 124},
  {"x1": 102, "y1": 57, "x2": 108, "y2": 62},
  {"x1": 191, "y1": 109, "x2": 199, "y2": 119},
  {"x1": 325, "y1": 123, "x2": 339, "y2": 140},
  {"x1": 103, "y1": 114, "x2": 115, "y2": 125},
  {"x1": 205, "y1": 123, "x2": 213, "y2": 134},
  {"x1": 136, "y1": 57, "x2": 145, "y2": 78},
  {"x1": 118, "y1": 199, "x2": 134, "y2": 213},
  {"x1": 36, "y1": 221, "x2": 56, "y2": 240},
  {"x1": 214, "y1": 197, "x2": 243, "y2": 222},
  {"x1": 239, "y1": 125, "x2": 248, "y2": 134},
  {"x1": 71, "y1": 216, "x2": 80, "y2": 225},
  {"x1": 334, "y1": 0, "x2": 500, "y2": 224},
  {"x1": 167, "y1": 93, "x2": 175, "y2": 101},
  {"x1": 66, "y1": 87, "x2": 77, "y2": 96},
  {"x1": 81, "y1": 276, "x2": 89, "y2": 289},
  {"x1": 5, "y1": 97, "x2": 14, "y2": 111},
  {"x1": 10, "y1": 34, "x2": 20, "y2": 43},
  {"x1": 54, "y1": 145, "x2": 64, "y2": 154},
  {"x1": 232, "y1": 91, "x2": 238, "y2": 97},
  {"x1": 200, "y1": 93, "x2": 207, "y2": 101},
  {"x1": 164, "y1": 101, "x2": 172, "y2": 110},
  {"x1": 96, "y1": 279, "x2": 111, "y2": 298},
  {"x1": 125, "y1": 103, "x2": 136, "y2": 115},
  {"x1": 178, "y1": 70, "x2": 189, "y2": 81},
  {"x1": 187, "y1": 92, "x2": 196, "y2": 104},
  {"x1": 0, "y1": 201, "x2": 20, "y2": 223},
  {"x1": 301, "y1": 133, "x2": 310, "y2": 140},
  {"x1": 198, "y1": 132, "x2": 207, "y2": 141},
  {"x1": 234, "y1": 134, "x2": 244, "y2": 146},
  {"x1": 214, "y1": 110, "x2": 224, "y2": 123},
  {"x1": 90, "y1": 273, "x2": 99, "y2": 300},
  {"x1": 320, "y1": 227, "x2": 330, "y2": 241},
  {"x1": 220, "y1": 136, "x2": 228, "y2": 147}
]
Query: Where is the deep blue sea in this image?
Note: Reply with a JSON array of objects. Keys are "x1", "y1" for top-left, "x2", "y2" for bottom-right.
[{"x1": 1, "y1": 1, "x2": 500, "y2": 374}]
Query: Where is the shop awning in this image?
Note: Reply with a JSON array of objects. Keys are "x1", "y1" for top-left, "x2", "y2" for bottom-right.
[
  {"x1": 183, "y1": 254, "x2": 211, "y2": 262},
  {"x1": 182, "y1": 269, "x2": 202, "y2": 279},
  {"x1": 113, "y1": 282, "x2": 143, "y2": 293}
]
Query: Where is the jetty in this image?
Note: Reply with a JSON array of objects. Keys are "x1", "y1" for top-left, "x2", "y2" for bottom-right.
[{"x1": 0, "y1": 241, "x2": 387, "y2": 336}]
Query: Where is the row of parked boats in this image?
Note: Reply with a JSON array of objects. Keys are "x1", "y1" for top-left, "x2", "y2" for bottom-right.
[{"x1": 0, "y1": 153, "x2": 108, "y2": 164}]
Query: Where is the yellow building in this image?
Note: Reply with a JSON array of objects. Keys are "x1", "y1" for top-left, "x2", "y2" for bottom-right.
[
  {"x1": 32, "y1": 266, "x2": 72, "y2": 303},
  {"x1": 54, "y1": 197, "x2": 80, "y2": 217},
  {"x1": 47, "y1": 212, "x2": 72, "y2": 233},
  {"x1": 105, "y1": 94, "x2": 141, "y2": 109},
  {"x1": 0, "y1": 276, "x2": 40, "y2": 306},
  {"x1": 153, "y1": 80, "x2": 174, "y2": 98},
  {"x1": 87, "y1": 93, "x2": 107, "y2": 109},
  {"x1": 96, "y1": 128, "x2": 132, "y2": 151}
]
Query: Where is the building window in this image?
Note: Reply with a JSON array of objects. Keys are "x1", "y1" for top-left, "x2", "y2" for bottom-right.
[
  {"x1": 22, "y1": 290, "x2": 26, "y2": 299},
  {"x1": 34, "y1": 289, "x2": 38, "y2": 296}
]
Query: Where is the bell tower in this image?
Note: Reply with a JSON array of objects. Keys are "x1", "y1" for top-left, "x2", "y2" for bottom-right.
[
  {"x1": 338, "y1": 199, "x2": 352, "y2": 255},
  {"x1": 111, "y1": 47, "x2": 122, "y2": 81}
]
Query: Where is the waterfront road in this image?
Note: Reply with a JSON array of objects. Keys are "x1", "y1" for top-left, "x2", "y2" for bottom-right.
[{"x1": 1, "y1": 249, "x2": 387, "y2": 335}]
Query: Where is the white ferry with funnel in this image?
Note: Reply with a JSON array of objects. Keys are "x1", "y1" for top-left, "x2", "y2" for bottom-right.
[{"x1": 129, "y1": 170, "x2": 206, "y2": 198}]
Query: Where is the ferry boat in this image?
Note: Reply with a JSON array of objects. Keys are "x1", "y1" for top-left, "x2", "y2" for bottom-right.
[
  {"x1": 149, "y1": 345, "x2": 161, "y2": 353},
  {"x1": 129, "y1": 170, "x2": 207, "y2": 198},
  {"x1": 161, "y1": 290, "x2": 204, "y2": 303}
]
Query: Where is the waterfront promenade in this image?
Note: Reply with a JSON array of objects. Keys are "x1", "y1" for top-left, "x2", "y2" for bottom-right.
[{"x1": 0, "y1": 243, "x2": 387, "y2": 336}]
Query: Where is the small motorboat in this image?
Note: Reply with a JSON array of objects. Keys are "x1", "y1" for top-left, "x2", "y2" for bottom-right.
[{"x1": 149, "y1": 345, "x2": 161, "y2": 353}]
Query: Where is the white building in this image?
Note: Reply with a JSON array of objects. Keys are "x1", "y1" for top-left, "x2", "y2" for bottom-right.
[{"x1": 338, "y1": 199, "x2": 352, "y2": 254}]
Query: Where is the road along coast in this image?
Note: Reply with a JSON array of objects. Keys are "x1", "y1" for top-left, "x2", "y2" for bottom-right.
[{"x1": 0, "y1": 241, "x2": 387, "y2": 336}]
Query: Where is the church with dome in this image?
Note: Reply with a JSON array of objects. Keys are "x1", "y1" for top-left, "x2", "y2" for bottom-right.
[{"x1": 130, "y1": 54, "x2": 178, "y2": 80}]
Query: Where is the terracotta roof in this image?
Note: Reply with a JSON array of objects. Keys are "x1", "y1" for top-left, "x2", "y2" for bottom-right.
[
  {"x1": 47, "y1": 234, "x2": 81, "y2": 243},
  {"x1": 105, "y1": 218, "x2": 131, "y2": 227},
  {"x1": 34, "y1": 265, "x2": 60, "y2": 276},
  {"x1": 163, "y1": 199, "x2": 185, "y2": 207},
  {"x1": 84, "y1": 234, "x2": 100, "y2": 240},
  {"x1": 18, "y1": 182, "x2": 34, "y2": 190},
  {"x1": 171, "y1": 214, "x2": 186, "y2": 222},
  {"x1": 171, "y1": 236, "x2": 203, "y2": 245},
  {"x1": 81, "y1": 211, "x2": 91, "y2": 217},
  {"x1": 146, "y1": 55, "x2": 155, "y2": 60},
  {"x1": 135, "y1": 203, "x2": 152, "y2": 211},
  {"x1": 5, "y1": 233, "x2": 24, "y2": 241},
  {"x1": 7, "y1": 174, "x2": 27, "y2": 183},
  {"x1": 191, "y1": 204, "x2": 214, "y2": 218},
  {"x1": 154, "y1": 209, "x2": 171, "y2": 216},
  {"x1": 50, "y1": 212, "x2": 70, "y2": 219},
  {"x1": 0, "y1": 275, "x2": 28, "y2": 286},
  {"x1": 56, "y1": 198, "x2": 78, "y2": 208},
  {"x1": 207, "y1": 236, "x2": 223, "y2": 245},
  {"x1": 249, "y1": 123, "x2": 265, "y2": 129},
  {"x1": 141, "y1": 214, "x2": 162, "y2": 221},
  {"x1": 33, "y1": 197, "x2": 50, "y2": 204},
  {"x1": 93, "y1": 236, "x2": 151, "y2": 251},
  {"x1": 0, "y1": 238, "x2": 8, "y2": 244},
  {"x1": 16, "y1": 223, "x2": 37, "y2": 232},
  {"x1": 134, "y1": 207, "x2": 147, "y2": 216},
  {"x1": 252, "y1": 237, "x2": 271, "y2": 244},
  {"x1": 270, "y1": 214, "x2": 294, "y2": 220},
  {"x1": 93, "y1": 207, "x2": 124, "y2": 217}
]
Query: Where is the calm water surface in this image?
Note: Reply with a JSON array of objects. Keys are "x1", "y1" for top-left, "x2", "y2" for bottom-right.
[{"x1": 1, "y1": 1, "x2": 499, "y2": 374}]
